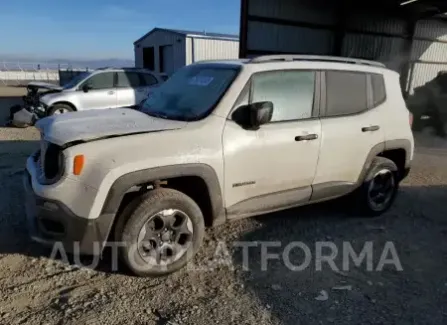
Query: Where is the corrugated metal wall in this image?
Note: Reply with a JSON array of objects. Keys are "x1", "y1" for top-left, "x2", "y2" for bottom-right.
[
  {"x1": 244, "y1": 0, "x2": 409, "y2": 62},
  {"x1": 341, "y1": 34, "x2": 407, "y2": 71},
  {"x1": 245, "y1": 0, "x2": 336, "y2": 56},
  {"x1": 248, "y1": 0, "x2": 337, "y2": 25},
  {"x1": 247, "y1": 21, "x2": 334, "y2": 54},
  {"x1": 189, "y1": 38, "x2": 239, "y2": 63},
  {"x1": 341, "y1": 13, "x2": 408, "y2": 71},
  {"x1": 407, "y1": 19, "x2": 447, "y2": 93},
  {"x1": 242, "y1": 0, "x2": 447, "y2": 95},
  {"x1": 135, "y1": 31, "x2": 239, "y2": 73},
  {"x1": 134, "y1": 30, "x2": 186, "y2": 73}
]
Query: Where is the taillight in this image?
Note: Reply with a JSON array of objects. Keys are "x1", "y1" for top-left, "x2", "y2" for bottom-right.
[{"x1": 409, "y1": 112, "x2": 413, "y2": 126}]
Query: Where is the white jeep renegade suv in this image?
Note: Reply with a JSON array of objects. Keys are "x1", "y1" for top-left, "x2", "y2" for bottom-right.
[{"x1": 24, "y1": 55, "x2": 414, "y2": 276}]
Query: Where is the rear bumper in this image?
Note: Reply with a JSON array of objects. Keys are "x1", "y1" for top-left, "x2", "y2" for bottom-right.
[{"x1": 23, "y1": 170, "x2": 112, "y2": 255}]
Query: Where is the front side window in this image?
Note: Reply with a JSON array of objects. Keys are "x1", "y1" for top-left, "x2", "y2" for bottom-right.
[
  {"x1": 63, "y1": 71, "x2": 92, "y2": 89},
  {"x1": 251, "y1": 71, "x2": 315, "y2": 122},
  {"x1": 81, "y1": 72, "x2": 115, "y2": 90},
  {"x1": 325, "y1": 71, "x2": 368, "y2": 116},
  {"x1": 116, "y1": 72, "x2": 143, "y2": 88},
  {"x1": 140, "y1": 64, "x2": 239, "y2": 121}
]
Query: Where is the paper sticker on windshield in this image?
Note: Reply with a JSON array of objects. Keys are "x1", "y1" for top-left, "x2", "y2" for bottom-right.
[{"x1": 188, "y1": 76, "x2": 214, "y2": 86}]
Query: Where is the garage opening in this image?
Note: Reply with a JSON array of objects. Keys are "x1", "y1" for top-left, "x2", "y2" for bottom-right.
[
  {"x1": 160, "y1": 45, "x2": 174, "y2": 75},
  {"x1": 143, "y1": 47, "x2": 155, "y2": 71}
]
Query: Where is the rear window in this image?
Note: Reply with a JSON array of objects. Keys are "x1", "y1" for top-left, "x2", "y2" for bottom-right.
[
  {"x1": 371, "y1": 73, "x2": 386, "y2": 107},
  {"x1": 325, "y1": 71, "x2": 368, "y2": 116},
  {"x1": 116, "y1": 72, "x2": 143, "y2": 88}
]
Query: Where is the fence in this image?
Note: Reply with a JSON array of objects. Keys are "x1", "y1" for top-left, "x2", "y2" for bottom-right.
[{"x1": 0, "y1": 61, "x2": 91, "y2": 86}]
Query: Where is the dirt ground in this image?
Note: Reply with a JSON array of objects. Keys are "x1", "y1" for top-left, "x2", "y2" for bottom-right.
[{"x1": 0, "y1": 89, "x2": 446, "y2": 325}]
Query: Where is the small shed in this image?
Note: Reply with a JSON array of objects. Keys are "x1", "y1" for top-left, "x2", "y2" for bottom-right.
[{"x1": 134, "y1": 28, "x2": 239, "y2": 75}]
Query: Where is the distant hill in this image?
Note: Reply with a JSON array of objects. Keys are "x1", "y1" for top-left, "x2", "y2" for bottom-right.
[{"x1": 0, "y1": 56, "x2": 135, "y2": 70}]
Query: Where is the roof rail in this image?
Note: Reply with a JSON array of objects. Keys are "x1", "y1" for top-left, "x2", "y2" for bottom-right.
[{"x1": 250, "y1": 55, "x2": 385, "y2": 68}]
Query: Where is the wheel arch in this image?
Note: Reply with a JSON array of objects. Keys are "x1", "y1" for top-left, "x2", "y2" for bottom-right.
[
  {"x1": 101, "y1": 163, "x2": 225, "y2": 241},
  {"x1": 356, "y1": 139, "x2": 412, "y2": 186},
  {"x1": 50, "y1": 101, "x2": 77, "y2": 111}
]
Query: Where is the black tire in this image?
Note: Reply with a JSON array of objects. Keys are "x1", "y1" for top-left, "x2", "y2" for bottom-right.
[
  {"x1": 117, "y1": 188, "x2": 205, "y2": 277},
  {"x1": 48, "y1": 103, "x2": 75, "y2": 116},
  {"x1": 352, "y1": 157, "x2": 399, "y2": 217}
]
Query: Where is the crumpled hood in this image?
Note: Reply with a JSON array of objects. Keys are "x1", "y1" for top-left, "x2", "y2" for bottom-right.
[
  {"x1": 27, "y1": 81, "x2": 63, "y2": 91},
  {"x1": 36, "y1": 108, "x2": 188, "y2": 146}
]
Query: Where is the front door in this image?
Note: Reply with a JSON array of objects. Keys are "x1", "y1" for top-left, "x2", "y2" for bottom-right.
[
  {"x1": 223, "y1": 70, "x2": 322, "y2": 218},
  {"x1": 77, "y1": 72, "x2": 117, "y2": 110}
]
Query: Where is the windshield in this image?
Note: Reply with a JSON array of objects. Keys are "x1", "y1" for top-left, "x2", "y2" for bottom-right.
[
  {"x1": 140, "y1": 64, "x2": 240, "y2": 121},
  {"x1": 63, "y1": 71, "x2": 92, "y2": 89}
]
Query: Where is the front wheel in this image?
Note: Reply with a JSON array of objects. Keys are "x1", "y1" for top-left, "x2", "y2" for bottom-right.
[
  {"x1": 117, "y1": 188, "x2": 205, "y2": 277},
  {"x1": 352, "y1": 157, "x2": 399, "y2": 216},
  {"x1": 48, "y1": 103, "x2": 74, "y2": 116}
]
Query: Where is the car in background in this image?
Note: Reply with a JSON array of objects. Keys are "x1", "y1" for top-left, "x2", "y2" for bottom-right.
[{"x1": 39, "y1": 68, "x2": 164, "y2": 115}]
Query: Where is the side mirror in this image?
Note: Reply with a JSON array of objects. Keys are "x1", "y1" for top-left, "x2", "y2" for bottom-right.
[
  {"x1": 232, "y1": 101, "x2": 273, "y2": 130},
  {"x1": 82, "y1": 84, "x2": 92, "y2": 92}
]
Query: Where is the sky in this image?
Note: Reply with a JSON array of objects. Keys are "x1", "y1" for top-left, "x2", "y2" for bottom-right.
[{"x1": 0, "y1": 0, "x2": 240, "y2": 60}]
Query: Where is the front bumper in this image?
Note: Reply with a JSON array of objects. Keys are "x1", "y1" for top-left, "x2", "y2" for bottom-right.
[{"x1": 23, "y1": 170, "x2": 111, "y2": 255}]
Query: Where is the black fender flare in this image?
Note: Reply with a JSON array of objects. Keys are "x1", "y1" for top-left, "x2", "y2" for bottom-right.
[
  {"x1": 355, "y1": 139, "x2": 412, "y2": 186},
  {"x1": 101, "y1": 163, "x2": 225, "y2": 225}
]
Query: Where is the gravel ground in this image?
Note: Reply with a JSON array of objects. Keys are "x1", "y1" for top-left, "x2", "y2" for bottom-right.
[{"x1": 0, "y1": 93, "x2": 446, "y2": 324}]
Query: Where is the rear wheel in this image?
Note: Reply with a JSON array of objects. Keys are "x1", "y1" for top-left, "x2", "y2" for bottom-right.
[
  {"x1": 48, "y1": 103, "x2": 74, "y2": 116},
  {"x1": 117, "y1": 188, "x2": 205, "y2": 277},
  {"x1": 353, "y1": 157, "x2": 399, "y2": 216}
]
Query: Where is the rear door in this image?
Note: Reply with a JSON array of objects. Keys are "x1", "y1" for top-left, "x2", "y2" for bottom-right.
[
  {"x1": 312, "y1": 70, "x2": 385, "y2": 196},
  {"x1": 116, "y1": 71, "x2": 148, "y2": 108},
  {"x1": 77, "y1": 72, "x2": 116, "y2": 110}
]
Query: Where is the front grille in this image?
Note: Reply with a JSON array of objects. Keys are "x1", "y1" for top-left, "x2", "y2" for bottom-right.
[
  {"x1": 43, "y1": 143, "x2": 62, "y2": 180},
  {"x1": 38, "y1": 139, "x2": 63, "y2": 184}
]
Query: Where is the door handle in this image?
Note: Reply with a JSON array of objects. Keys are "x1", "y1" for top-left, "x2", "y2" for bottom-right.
[
  {"x1": 108, "y1": 91, "x2": 115, "y2": 95},
  {"x1": 295, "y1": 134, "x2": 318, "y2": 141},
  {"x1": 362, "y1": 125, "x2": 380, "y2": 132}
]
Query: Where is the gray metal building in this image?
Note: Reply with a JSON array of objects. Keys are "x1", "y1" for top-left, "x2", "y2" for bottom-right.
[
  {"x1": 134, "y1": 28, "x2": 239, "y2": 76},
  {"x1": 239, "y1": 0, "x2": 447, "y2": 95}
]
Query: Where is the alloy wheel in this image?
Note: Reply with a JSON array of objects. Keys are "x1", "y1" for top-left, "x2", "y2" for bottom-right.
[{"x1": 136, "y1": 209, "x2": 194, "y2": 266}]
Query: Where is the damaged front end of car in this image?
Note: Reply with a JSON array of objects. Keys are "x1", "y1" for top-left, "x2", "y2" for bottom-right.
[{"x1": 8, "y1": 82, "x2": 62, "y2": 127}]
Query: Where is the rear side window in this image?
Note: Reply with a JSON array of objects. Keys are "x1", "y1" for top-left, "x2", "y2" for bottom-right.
[
  {"x1": 141, "y1": 73, "x2": 158, "y2": 86},
  {"x1": 325, "y1": 71, "x2": 367, "y2": 116},
  {"x1": 251, "y1": 70, "x2": 315, "y2": 122},
  {"x1": 371, "y1": 73, "x2": 386, "y2": 107},
  {"x1": 116, "y1": 72, "x2": 143, "y2": 88}
]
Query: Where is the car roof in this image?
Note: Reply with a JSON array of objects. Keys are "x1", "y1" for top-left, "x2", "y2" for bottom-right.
[
  {"x1": 94, "y1": 67, "x2": 159, "y2": 74},
  {"x1": 193, "y1": 55, "x2": 391, "y2": 72}
]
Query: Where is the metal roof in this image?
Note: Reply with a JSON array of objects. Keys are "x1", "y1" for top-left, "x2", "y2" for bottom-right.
[{"x1": 134, "y1": 28, "x2": 239, "y2": 45}]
